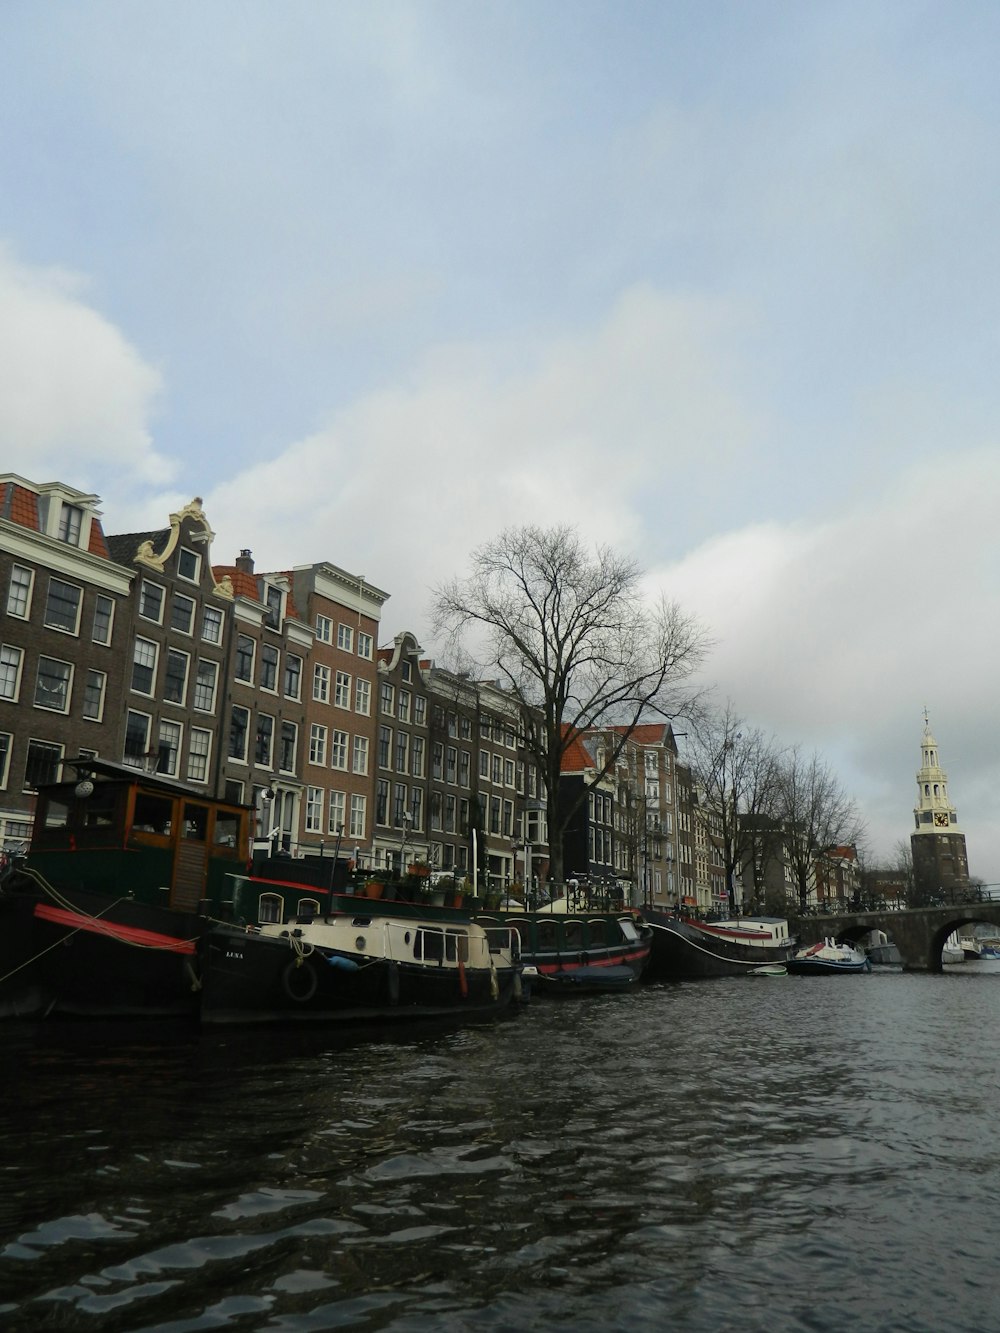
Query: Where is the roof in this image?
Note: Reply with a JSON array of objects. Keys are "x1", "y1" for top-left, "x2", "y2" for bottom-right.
[
  {"x1": 106, "y1": 530, "x2": 170, "y2": 565},
  {"x1": 0, "y1": 481, "x2": 40, "y2": 530}
]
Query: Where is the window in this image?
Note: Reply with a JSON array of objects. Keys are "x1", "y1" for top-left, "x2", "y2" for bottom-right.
[
  {"x1": 460, "y1": 716, "x2": 471, "y2": 740},
  {"x1": 479, "y1": 749, "x2": 489, "y2": 779},
  {"x1": 255, "y1": 714, "x2": 274, "y2": 767},
  {"x1": 0, "y1": 732, "x2": 11, "y2": 788},
  {"x1": 309, "y1": 724, "x2": 327, "y2": 767},
  {"x1": 124, "y1": 710, "x2": 151, "y2": 763},
  {"x1": 349, "y1": 794, "x2": 366, "y2": 839},
  {"x1": 393, "y1": 784, "x2": 408, "y2": 826},
  {"x1": 260, "y1": 644, "x2": 279, "y2": 692},
  {"x1": 279, "y1": 721, "x2": 297, "y2": 773},
  {"x1": 446, "y1": 746, "x2": 457, "y2": 783},
  {"x1": 331, "y1": 730, "x2": 348, "y2": 770},
  {"x1": 6, "y1": 566, "x2": 32, "y2": 619},
  {"x1": 313, "y1": 664, "x2": 330, "y2": 703},
  {"x1": 139, "y1": 581, "x2": 164, "y2": 623},
  {"x1": 264, "y1": 586, "x2": 282, "y2": 629},
  {"x1": 492, "y1": 754, "x2": 503, "y2": 784},
  {"x1": 432, "y1": 743, "x2": 443, "y2": 780},
  {"x1": 337, "y1": 623, "x2": 354, "y2": 652},
  {"x1": 316, "y1": 614, "x2": 333, "y2": 643},
  {"x1": 235, "y1": 635, "x2": 255, "y2": 682},
  {"x1": 355, "y1": 678, "x2": 370, "y2": 715},
  {"x1": 82, "y1": 669, "x2": 107, "y2": 721},
  {"x1": 505, "y1": 759, "x2": 515, "y2": 787},
  {"x1": 335, "y1": 671, "x2": 351, "y2": 708},
  {"x1": 460, "y1": 751, "x2": 470, "y2": 788},
  {"x1": 459, "y1": 798, "x2": 470, "y2": 836},
  {"x1": 447, "y1": 713, "x2": 458, "y2": 738},
  {"x1": 398, "y1": 690, "x2": 411, "y2": 723},
  {"x1": 376, "y1": 779, "x2": 390, "y2": 824},
  {"x1": 328, "y1": 790, "x2": 346, "y2": 835},
  {"x1": 193, "y1": 659, "x2": 218, "y2": 712},
  {"x1": 170, "y1": 593, "x2": 195, "y2": 635},
  {"x1": 445, "y1": 794, "x2": 456, "y2": 833},
  {"x1": 396, "y1": 732, "x2": 410, "y2": 773},
  {"x1": 93, "y1": 594, "x2": 115, "y2": 644},
  {"x1": 157, "y1": 720, "x2": 182, "y2": 776},
  {"x1": 357, "y1": 631, "x2": 373, "y2": 659},
  {"x1": 164, "y1": 649, "x2": 189, "y2": 705},
  {"x1": 378, "y1": 725, "x2": 391, "y2": 768},
  {"x1": 284, "y1": 654, "x2": 302, "y2": 699},
  {"x1": 503, "y1": 800, "x2": 514, "y2": 836},
  {"x1": 188, "y1": 729, "x2": 212, "y2": 783},
  {"x1": 380, "y1": 682, "x2": 394, "y2": 714},
  {"x1": 225, "y1": 779, "x2": 245, "y2": 804},
  {"x1": 414, "y1": 696, "x2": 426, "y2": 726},
  {"x1": 229, "y1": 705, "x2": 250, "y2": 761},
  {"x1": 24, "y1": 739, "x2": 63, "y2": 789},
  {"x1": 131, "y1": 638, "x2": 158, "y2": 695},
  {"x1": 490, "y1": 796, "x2": 502, "y2": 834},
  {"x1": 35, "y1": 657, "x2": 72, "y2": 712},
  {"x1": 44, "y1": 578, "x2": 82, "y2": 634},
  {"x1": 411, "y1": 787, "x2": 423, "y2": 830},
  {"x1": 352, "y1": 735, "x2": 369, "y2": 775},
  {"x1": 411, "y1": 736, "x2": 425, "y2": 778},
  {"x1": 58, "y1": 504, "x2": 83, "y2": 544},
  {"x1": 430, "y1": 792, "x2": 442, "y2": 831},
  {"x1": 305, "y1": 787, "x2": 323, "y2": 832},
  {"x1": 0, "y1": 645, "x2": 23, "y2": 701},
  {"x1": 202, "y1": 606, "x2": 224, "y2": 643},
  {"x1": 178, "y1": 548, "x2": 200, "y2": 582}
]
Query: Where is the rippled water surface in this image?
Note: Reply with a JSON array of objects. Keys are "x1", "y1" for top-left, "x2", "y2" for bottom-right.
[{"x1": 3, "y1": 966, "x2": 1000, "y2": 1331}]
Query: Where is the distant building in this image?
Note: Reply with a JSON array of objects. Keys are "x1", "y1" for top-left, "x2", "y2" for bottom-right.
[{"x1": 910, "y1": 712, "x2": 970, "y2": 899}]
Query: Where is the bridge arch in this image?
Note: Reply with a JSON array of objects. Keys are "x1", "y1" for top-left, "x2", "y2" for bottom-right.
[{"x1": 796, "y1": 902, "x2": 1000, "y2": 973}]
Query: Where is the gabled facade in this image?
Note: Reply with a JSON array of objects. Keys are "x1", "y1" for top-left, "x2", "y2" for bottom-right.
[
  {"x1": 0, "y1": 475, "x2": 133, "y2": 844},
  {"x1": 211, "y1": 550, "x2": 312, "y2": 853},
  {"x1": 373, "y1": 632, "x2": 430, "y2": 874},
  {"x1": 108, "y1": 498, "x2": 233, "y2": 790}
]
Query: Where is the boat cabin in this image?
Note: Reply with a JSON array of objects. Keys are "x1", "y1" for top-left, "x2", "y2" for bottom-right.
[{"x1": 27, "y1": 756, "x2": 252, "y2": 915}]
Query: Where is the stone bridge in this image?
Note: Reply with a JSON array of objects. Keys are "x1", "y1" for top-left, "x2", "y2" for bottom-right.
[{"x1": 797, "y1": 902, "x2": 1000, "y2": 973}]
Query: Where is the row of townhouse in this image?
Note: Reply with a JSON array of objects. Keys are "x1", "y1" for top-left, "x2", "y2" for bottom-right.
[
  {"x1": 0, "y1": 475, "x2": 551, "y2": 891},
  {"x1": 557, "y1": 723, "x2": 728, "y2": 913}
]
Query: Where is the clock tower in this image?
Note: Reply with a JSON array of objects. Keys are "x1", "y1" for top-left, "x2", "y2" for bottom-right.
[{"x1": 910, "y1": 711, "x2": 970, "y2": 900}]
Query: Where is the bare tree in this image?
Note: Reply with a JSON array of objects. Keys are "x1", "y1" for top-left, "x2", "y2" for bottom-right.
[
  {"x1": 689, "y1": 703, "x2": 783, "y2": 914},
  {"x1": 431, "y1": 524, "x2": 708, "y2": 883},
  {"x1": 775, "y1": 747, "x2": 864, "y2": 911}
]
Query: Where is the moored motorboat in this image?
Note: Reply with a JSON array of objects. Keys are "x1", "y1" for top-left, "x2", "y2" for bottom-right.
[
  {"x1": 477, "y1": 889, "x2": 652, "y2": 994},
  {"x1": 643, "y1": 911, "x2": 796, "y2": 980},
  {"x1": 786, "y1": 938, "x2": 872, "y2": 975},
  {"x1": 200, "y1": 907, "x2": 522, "y2": 1025}
]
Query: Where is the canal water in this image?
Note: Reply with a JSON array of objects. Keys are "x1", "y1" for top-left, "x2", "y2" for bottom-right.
[{"x1": 3, "y1": 965, "x2": 1000, "y2": 1332}]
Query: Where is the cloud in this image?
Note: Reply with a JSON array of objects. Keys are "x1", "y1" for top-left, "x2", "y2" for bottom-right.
[
  {"x1": 0, "y1": 246, "x2": 168, "y2": 490},
  {"x1": 657, "y1": 449, "x2": 1000, "y2": 880},
  {"x1": 201, "y1": 282, "x2": 758, "y2": 620}
]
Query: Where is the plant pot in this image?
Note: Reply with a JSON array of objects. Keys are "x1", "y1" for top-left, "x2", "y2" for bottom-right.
[
  {"x1": 364, "y1": 881, "x2": 384, "y2": 900},
  {"x1": 430, "y1": 890, "x2": 446, "y2": 907}
]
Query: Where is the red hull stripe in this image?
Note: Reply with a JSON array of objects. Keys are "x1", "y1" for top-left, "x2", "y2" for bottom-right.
[
  {"x1": 535, "y1": 949, "x2": 649, "y2": 975},
  {"x1": 33, "y1": 902, "x2": 198, "y2": 954}
]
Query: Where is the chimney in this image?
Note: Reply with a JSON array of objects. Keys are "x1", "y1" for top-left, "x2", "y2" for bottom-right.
[{"x1": 236, "y1": 549, "x2": 254, "y2": 574}]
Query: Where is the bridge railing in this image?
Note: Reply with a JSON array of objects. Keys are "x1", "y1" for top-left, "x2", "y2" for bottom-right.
[{"x1": 800, "y1": 885, "x2": 996, "y2": 916}]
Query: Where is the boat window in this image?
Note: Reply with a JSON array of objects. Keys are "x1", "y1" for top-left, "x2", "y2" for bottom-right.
[
  {"x1": 415, "y1": 928, "x2": 445, "y2": 962},
  {"x1": 82, "y1": 786, "x2": 118, "y2": 829},
  {"x1": 258, "y1": 893, "x2": 282, "y2": 923},
  {"x1": 587, "y1": 919, "x2": 609, "y2": 946},
  {"x1": 182, "y1": 803, "x2": 208, "y2": 841},
  {"x1": 445, "y1": 930, "x2": 470, "y2": 963},
  {"x1": 619, "y1": 919, "x2": 639, "y2": 942},
  {"x1": 43, "y1": 798, "x2": 71, "y2": 829},
  {"x1": 297, "y1": 898, "x2": 319, "y2": 918},
  {"x1": 563, "y1": 920, "x2": 584, "y2": 949},
  {"x1": 212, "y1": 809, "x2": 242, "y2": 852},
  {"x1": 132, "y1": 792, "x2": 173, "y2": 836},
  {"x1": 536, "y1": 920, "x2": 558, "y2": 951}
]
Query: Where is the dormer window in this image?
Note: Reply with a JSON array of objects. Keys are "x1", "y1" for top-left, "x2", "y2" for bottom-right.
[
  {"x1": 264, "y1": 585, "x2": 282, "y2": 629},
  {"x1": 178, "y1": 548, "x2": 200, "y2": 582},
  {"x1": 58, "y1": 503, "x2": 83, "y2": 545}
]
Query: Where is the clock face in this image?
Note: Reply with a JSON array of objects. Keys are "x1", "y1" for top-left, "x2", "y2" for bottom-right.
[{"x1": 934, "y1": 813, "x2": 949, "y2": 827}]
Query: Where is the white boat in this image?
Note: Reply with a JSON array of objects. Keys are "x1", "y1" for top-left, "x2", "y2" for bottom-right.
[
  {"x1": 942, "y1": 934, "x2": 965, "y2": 964},
  {"x1": 786, "y1": 938, "x2": 872, "y2": 975}
]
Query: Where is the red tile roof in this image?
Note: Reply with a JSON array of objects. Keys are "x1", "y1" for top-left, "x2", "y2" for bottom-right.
[
  {"x1": 0, "y1": 482, "x2": 40, "y2": 531},
  {"x1": 213, "y1": 566, "x2": 261, "y2": 600},
  {"x1": 88, "y1": 520, "x2": 111, "y2": 559}
]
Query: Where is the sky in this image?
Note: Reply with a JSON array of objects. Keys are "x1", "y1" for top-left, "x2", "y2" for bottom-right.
[{"x1": 2, "y1": 1, "x2": 1000, "y2": 881}]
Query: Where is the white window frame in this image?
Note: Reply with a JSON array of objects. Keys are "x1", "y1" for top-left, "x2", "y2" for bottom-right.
[
  {"x1": 330, "y1": 729, "x2": 349, "y2": 771},
  {"x1": 349, "y1": 793, "x2": 367, "y2": 840},
  {"x1": 355, "y1": 678, "x2": 371, "y2": 715},
  {"x1": 43, "y1": 577, "x2": 83, "y2": 635},
  {"x1": 82, "y1": 668, "x2": 107, "y2": 722},
  {"x1": 309, "y1": 723, "x2": 328, "y2": 767},
  {"x1": 334, "y1": 670, "x2": 351, "y2": 709},
  {"x1": 357, "y1": 631, "x2": 373, "y2": 659},
  {"x1": 34, "y1": 656, "x2": 73, "y2": 713},
  {"x1": 139, "y1": 580, "x2": 165, "y2": 625},
  {"x1": 337, "y1": 623, "x2": 354, "y2": 652},
  {"x1": 187, "y1": 728, "x2": 213, "y2": 783},
  {"x1": 315, "y1": 614, "x2": 333, "y2": 643},
  {"x1": 352, "y1": 735, "x2": 369, "y2": 775},
  {"x1": 0, "y1": 644, "x2": 24, "y2": 702},
  {"x1": 313, "y1": 663, "x2": 330, "y2": 703},
  {"x1": 6, "y1": 565, "x2": 33, "y2": 619}
]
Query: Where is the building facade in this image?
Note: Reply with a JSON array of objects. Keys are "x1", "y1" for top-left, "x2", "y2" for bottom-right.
[{"x1": 910, "y1": 713, "x2": 970, "y2": 900}]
